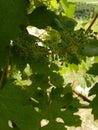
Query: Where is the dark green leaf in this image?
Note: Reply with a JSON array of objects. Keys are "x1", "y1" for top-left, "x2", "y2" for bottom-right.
[
  {"x1": 0, "y1": 80, "x2": 41, "y2": 130},
  {"x1": 0, "y1": 0, "x2": 28, "y2": 44},
  {"x1": 31, "y1": 59, "x2": 50, "y2": 74},
  {"x1": 60, "y1": 110, "x2": 81, "y2": 126},
  {"x1": 41, "y1": 121, "x2": 67, "y2": 130},
  {"x1": 82, "y1": 40, "x2": 98, "y2": 56},
  {"x1": 50, "y1": 87, "x2": 63, "y2": 101},
  {"x1": 50, "y1": 72, "x2": 64, "y2": 87},
  {"x1": 11, "y1": 51, "x2": 27, "y2": 71},
  {"x1": 89, "y1": 83, "x2": 98, "y2": 96},
  {"x1": 89, "y1": 83, "x2": 98, "y2": 119},
  {"x1": 0, "y1": 45, "x2": 10, "y2": 68},
  {"x1": 31, "y1": 90, "x2": 49, "y2": 110},
  {"x1": 63, "y1": 18, "x2": 77, "y2": 31},
  {"x1": 90, "y1": 96, "x2": 98, "y2": 120},
  {"x1": 32, "y1": 74, "x2": 50, "y2": 90},
  {"x1": 57, "y1": 15, "x2": 77, "y2": 31},
  {"x1": 28, "y1": 6, "x2": 57, "y2": 28},
  {"x1": 87, "y1": 63, "x2": 98, "y2": 75},
  {"x1": 51, "y1": 18, "x2": 63, "y2": 31},
  {"x1": 50, "y1": 63, "x2": 59, "y2": 71}
]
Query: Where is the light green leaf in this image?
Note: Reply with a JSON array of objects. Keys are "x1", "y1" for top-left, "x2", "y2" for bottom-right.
[{"x1": 61, "y1": 0, "x2": 76, "y2": 18}]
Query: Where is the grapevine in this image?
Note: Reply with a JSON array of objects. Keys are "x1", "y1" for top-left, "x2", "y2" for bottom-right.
[{"x1": 0, "y1": 0, "x2": 98, "y2": 130}]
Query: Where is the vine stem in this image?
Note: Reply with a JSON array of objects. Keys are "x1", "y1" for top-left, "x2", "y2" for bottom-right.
[
  {"x1": 78, "y1": 13, "x2": 98, "y2": 44},
  {"x1": 85, "y1": 13, "x2": 98, "y2": 34},
  {"x1": 72, "y1": 88, "x2": 91, "y2": 103},
  {"x1": 71, "y1": 80, "x2": 91, "y2": 103},
  {"x1": 63, "y1": 13, "x2": 98, "y2": 53}
]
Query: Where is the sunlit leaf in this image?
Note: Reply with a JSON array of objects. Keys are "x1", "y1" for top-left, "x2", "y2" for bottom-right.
[{"x1": 61, "y1": 0, "x2": 76, "y2": 18}]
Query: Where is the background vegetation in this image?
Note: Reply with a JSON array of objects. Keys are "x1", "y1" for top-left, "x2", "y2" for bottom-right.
[{"x1": 68, "y1": 0, "x2": 98, "y2": 2}]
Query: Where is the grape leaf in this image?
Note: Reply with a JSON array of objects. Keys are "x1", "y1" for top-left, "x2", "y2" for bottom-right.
[
  {"x1": 28, "y1": 6, "x2": 57, "y2": 29},
  {"x1": 89, "y1": 83, "x2": 98, "y2": 120},
  {"x1": 51, "y1": 16, "x2": 77, "y2": 31},
  {"x1": 89, "y1": 83, "x2": 98, "y2": 96},
  {"x1": 50, "y1": 63, "x2": 59, "y2": 72},
  {"x1": 50, "y1": 72, "x2": 64, "y2": 87},
  {"x1": 48, "y1": 86, "x2": 81, "y2": 127},
  {"x1": 57, "y1": 15, "x2": 77, "y2": 31},
  {"x1": 51, "y1": 18, "x2": 64, "y2": 31},
  {"x1": 82, "y1": 40, "x2": 98, "y2": 56},
  {"x1": 41, "y1": 121, "x2": 67, "y2": 130},
  {"x1": 0, "y1": 80, "x2": 41, "y2": 130},
  {"x1": 11, "y1": 51, "x2": 28, "y2": 71},
  {"x1": 60, "y1": 109, "x2": 81, "y2": 126},
  {"x1": 60, "y1": 0, "x2": 76, "y2": 18},
  {"x1": 31, "y1": 59, "x2": 50, "y2": 74},
  {"x1": 87, "y1": 63, "x2": 98, "y2": 75},
  {"x1": 31, "y1": 89, "x2": 49, "y2": 111},
  {"x1": 0, "y1": 0, "x2": 28, "y2": 44},
  {"x1": 32, "y1": 74, "x2": 50, "y2": 90}
]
